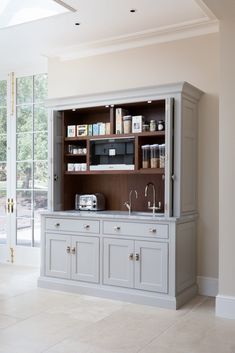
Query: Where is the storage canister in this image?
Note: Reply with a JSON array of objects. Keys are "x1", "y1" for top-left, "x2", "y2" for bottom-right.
[
  {"x1": 123, "y1": 115, "x2": 132, "y2": 134},
  {"x1": 159, "y1": 144, "x2": 165, "y2": 168},
  {"x1": 150, "y1": 120, "x2": 156, "y2": 132},
  {"x1": 141, "y1": 145, "x2": 150, "y2": 168},
  {"x1": 150, "y1": 144, "x2": 159, "y2": 168}
]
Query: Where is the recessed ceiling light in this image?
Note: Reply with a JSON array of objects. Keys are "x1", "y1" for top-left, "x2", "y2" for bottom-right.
[
  {"x1": 75, "y1": 22, "x2": 80, "y2": 26},
  {"x1": 130, "y1": 9, "x2": 137, "y2": 13}
]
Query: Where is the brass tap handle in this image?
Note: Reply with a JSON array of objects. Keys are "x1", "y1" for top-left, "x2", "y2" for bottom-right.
[
  {"x1": 129, "y1": 253, "x2": 134, "y2": 260},
  {"x1": 135, "y1": 253, "x2": 140, "y2": 261},
  {"x1": 66, "y1": 246, "x2": 71, "y2": 253},
  {"x1": 71, "y1": 247, "x2": 76, "y2": 254}
]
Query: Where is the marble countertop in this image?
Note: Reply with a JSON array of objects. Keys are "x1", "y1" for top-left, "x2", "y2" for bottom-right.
[{"x1": 41, "y1": 209, "x2": 180, "y2": 222}]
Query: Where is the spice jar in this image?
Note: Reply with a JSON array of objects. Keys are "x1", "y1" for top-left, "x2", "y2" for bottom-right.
[
  {"x1": 159, "y1": 144, "x2": 165, "y2": 168},
  {"x1": 157, "y1": 120, "x2": 165, "y2": 131},
  {"x1": 150, "y1": 144, "x2": 159, "y2": 168},
  {"x1": 150, "y1": 120, "x2": 156, "y2": 132},
  {"x1": 141, "y1": 145, "x2": 150, "y2": 168},
  {"x1": 123, "y1": 115, "x2": 132, "y2": 134},
  {"x1": 142, "y1": 123, "x2": 150, "y2": 132}
]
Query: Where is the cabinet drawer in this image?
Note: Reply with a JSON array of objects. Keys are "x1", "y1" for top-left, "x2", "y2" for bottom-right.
[
  {"x1": 103, "y1": 221, "x2": 168, "y2": 239},
  {"x1": 45, "y1": 217, "x2": 100, "y2": 234}
]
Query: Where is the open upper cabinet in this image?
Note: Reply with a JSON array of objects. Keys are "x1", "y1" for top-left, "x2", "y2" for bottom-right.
[{"x1": 47, "y1": 82, "x2": 203, "y2": 218}]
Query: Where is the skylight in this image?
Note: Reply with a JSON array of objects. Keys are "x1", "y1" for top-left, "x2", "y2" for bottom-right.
[{"x1": 0, "y1": 0, "x2": 73, "y2": 29}]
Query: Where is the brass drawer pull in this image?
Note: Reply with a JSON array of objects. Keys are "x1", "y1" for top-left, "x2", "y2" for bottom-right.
[
  {"x1": 135, "y1": 253, "x2": 140, "y2": 261},
  {"x1": 66, "y1": 246, "x2": 70, "y2": 253},
  {"x1": 129, "y1": 253, "x2": 133, "y2": 261},
  {"x1": 149, "y1": 228, "x2": 157, "y2": 233},
  {"x1": 84, "y1": 224, "x2": 90, "y2": 229},
  {"x1": 114, "y1": 226, "x2": 120, "y2": 231}
]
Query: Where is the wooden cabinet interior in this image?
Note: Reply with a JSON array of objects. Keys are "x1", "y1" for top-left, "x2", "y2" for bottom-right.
[{"x1": 61, "y1": 99, "x2": 167, "y2": 212}]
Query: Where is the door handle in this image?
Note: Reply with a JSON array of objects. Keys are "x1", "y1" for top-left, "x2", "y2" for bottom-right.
[
  {"x1": 71, "y1": 247, "x2": 76, "y2": 254},
  {"x1": 135, "y1": 253, "x2": 140, "y2": 261},
  {"x1": 66, "y1": 246, "x2": 71, "y2": 254}
]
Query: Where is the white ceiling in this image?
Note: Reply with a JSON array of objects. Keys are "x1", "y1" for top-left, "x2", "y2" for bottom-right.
[{"x1": 0, "y1": 0, "x2": 218, "y2": 77}]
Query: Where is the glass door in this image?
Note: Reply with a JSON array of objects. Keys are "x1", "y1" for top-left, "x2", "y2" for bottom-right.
[
  {"x1": 0, "y1": 73, "x2": 48, "y2": 266},
  {"x1": 0, "y1": 80, "x2": 7, "y2": 249}
]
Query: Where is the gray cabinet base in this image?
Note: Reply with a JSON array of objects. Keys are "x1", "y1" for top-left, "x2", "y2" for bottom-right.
[{"x1": 38, "y1": 276, "x2": 198, "y2": 310}]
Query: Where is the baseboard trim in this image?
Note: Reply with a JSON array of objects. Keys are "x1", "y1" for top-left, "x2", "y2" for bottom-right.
[
  {"x1": 216, "y1": 295, "x2": 235, "y2": 319},
  {"x1": 197, "y1": 276, "x2": 218, "y2": 297}
]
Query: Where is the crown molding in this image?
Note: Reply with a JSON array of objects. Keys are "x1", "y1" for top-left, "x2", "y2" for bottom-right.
[{"x1": 45, "y1": 18, "x2": 219, "y2": 61}]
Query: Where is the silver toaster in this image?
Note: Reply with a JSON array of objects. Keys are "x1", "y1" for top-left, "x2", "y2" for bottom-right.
[{"x1": 75, "y1": 193, "x2": 105, "y2": 211}]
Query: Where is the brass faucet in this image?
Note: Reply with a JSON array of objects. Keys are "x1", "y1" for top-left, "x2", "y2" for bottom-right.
[
  {"x1": 124, "y1": 190, "x2": 138, "y2": 215},
  {"x1": 144, "y1": 182, "x2": 161, "y2": 215}
]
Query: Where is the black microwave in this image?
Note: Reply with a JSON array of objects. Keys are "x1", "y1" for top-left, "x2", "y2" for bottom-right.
[{"x1": 90, "y1": 137, "x2": 134, "y2": 171}]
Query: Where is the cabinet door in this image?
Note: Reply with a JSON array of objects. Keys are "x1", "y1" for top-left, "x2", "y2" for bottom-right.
[
  {"x1": 134, "y1": 241, "x2": 168, "y2": 293},
  {"x1": 45, "y1": 233, "x2": 71, "y2": 279},
  {"x1": 49, "y1": 110, "x2": 62, "y2": 211},
  {"x1": 103, "y1": 238, "x2": 134, "y2": 288},
  {"x1": 165, "y1": 97, "x2": 174, "y2": 217},
  {"x1": 71, "y1": 236, "x2": 99, "y2": 283}
]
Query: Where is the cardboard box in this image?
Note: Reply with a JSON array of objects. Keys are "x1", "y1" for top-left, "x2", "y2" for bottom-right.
[
  {"x1": 77, "y1": 125, "x2": 88, "y2": 136},
  {"x1": 132, "y1": 115, "x2": 144, "y2": 133},
  {"x1": 67, "y1": 125, "x2": 76, "y2": 137}
]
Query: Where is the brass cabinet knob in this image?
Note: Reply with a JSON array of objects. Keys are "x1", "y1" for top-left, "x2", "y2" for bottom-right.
[
  {"x1": 135, "y1": 253, "x2": 140, "y2": 261},
  {"x1": 66, "y1": 246, "x2": 70, "y2": 253},
  {"x1": 84, "y1": 224, "x2": 90, "y2": 229},
  {"x1": 149, "y1": 228, "x2": 157, "y2": 233},
  {"x1": 71, "y1": 247, "x2": 76, "y2": 254},
  {"x1": 55, "y1": 223, "x2": 60, "y2": 227},
  {"x1": 114, "y1": 226, "x2": 121, "y2": 231},
  {"x1": 129, "y1": 253, "x2": 134, "y2": 260}
]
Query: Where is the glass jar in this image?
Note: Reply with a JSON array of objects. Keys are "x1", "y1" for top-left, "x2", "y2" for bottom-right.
[
  {"x1": 159, "y1": 144, "x2": 165, "y2": 168},
  {"x1": 150, "y1": 144, "x2": 159, "y2": 168},
  {"x1": 123, "y1": 115, "x2": 132, "y2": 134},
  {"x1": 142, "y1": 123, "x2": 150, "y2": 132},
  {"x1": 141, "y1": 145, "x2": 150, "y2": 168},
  {"x1": 157, "y1": 120, "x2": 165, "y2": 131},
  {"x1": 150, "y1": 120, "x2": 156, "y2": 132}
]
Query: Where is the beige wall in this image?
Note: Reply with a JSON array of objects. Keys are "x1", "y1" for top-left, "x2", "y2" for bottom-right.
[
  {"x1": 48, "y1": 33, "x2": 219, "y2": 279},
  {"x1": 219, "y1": 18, "x2": 235, "y2": 295}
]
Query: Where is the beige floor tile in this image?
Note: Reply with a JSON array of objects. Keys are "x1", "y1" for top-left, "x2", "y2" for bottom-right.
[
  {"x1": 74, "y1": 307, "x2": 180, "y2": 353},
  {"x1": 0, "y1": 311, "x2": 92, "y2": 353},
  {"x1": 0, "y1": 314, "x2": 19, "y2": 329}
]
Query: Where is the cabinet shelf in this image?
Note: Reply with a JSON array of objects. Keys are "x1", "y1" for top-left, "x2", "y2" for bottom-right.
[
  {"x1": 65, "y1": 153, "x2": 87, "y2": 157},
  {"x1": 64, "y1": 131, "x2": 165, "y2": 142},
  {"x1": 64, "y1": 168, "x2": 165, "y2": 176}
]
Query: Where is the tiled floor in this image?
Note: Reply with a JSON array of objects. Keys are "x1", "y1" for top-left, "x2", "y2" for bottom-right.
[{"x1": 0, "y1": 265, "x2": 235, "y2": 353}]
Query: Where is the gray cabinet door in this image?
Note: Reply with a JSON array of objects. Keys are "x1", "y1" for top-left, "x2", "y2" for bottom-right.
[
  {"x1": 45, "y1": 233, "x2": 71, "y2": 279},
  {"x1": 103, "y1": 238, "x2": 134, "y2": 288},
  {"x1": 71, "y1": 236, "x2": 99, "y2": 283},
  {"x1": 134, "y1": 241, "x2": 168, "y2": 293}
]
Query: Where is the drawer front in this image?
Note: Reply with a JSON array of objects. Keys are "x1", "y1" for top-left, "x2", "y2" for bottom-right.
[
  {"x1": 45, "y1": 217, "x2": 100, "y2": 234},
  {"x1": 103, "y1": 221, "x2": 168, "y2": 239}
]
